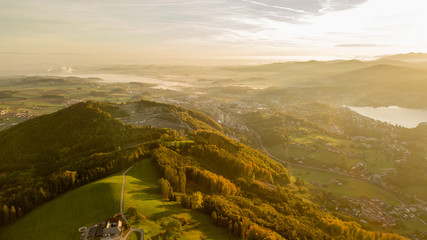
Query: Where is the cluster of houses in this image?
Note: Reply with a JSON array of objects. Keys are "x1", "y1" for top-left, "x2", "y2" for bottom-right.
[
  {"x1": 334, "y1": 196, "x2": 425, "y2": 228},
  {"x1": 80, "y1": 218, "x2": 123, "y2": 240}
]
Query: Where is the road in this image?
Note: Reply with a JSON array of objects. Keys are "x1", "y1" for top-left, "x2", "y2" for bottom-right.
[
  {"x1": 120, "y1": 165, "x2": 144, "y2": 240},
  {"x1": 248, "y1": 127, "x2": 408, "y2": 205}
]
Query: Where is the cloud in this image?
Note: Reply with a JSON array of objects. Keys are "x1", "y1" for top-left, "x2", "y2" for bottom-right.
[
  {"x1": 4, "y1": 0, "x2": 427, "y2": 65},
  {"x1": 335, "y1": 44, "x2": 382, "y2": 47},
  {"x1": 238, "y1": 0, "x2": 309, "y2": 14},
  {"x1": 319, "y1": 0, "x2": 369, "y2": 13}
]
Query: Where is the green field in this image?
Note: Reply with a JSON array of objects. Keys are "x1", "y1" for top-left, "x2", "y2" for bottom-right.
[
  {"x1": 123, "y1": 159, "x2": 236, "y2": 240},
  {"x1": 0, "y1": 172, "x2": 123, "y2": 240},
  {"x1": 0, "y1": 159, "x2": 236, "y2": 240},
  {"x1": 0, "y1": 81, "x2": 136, "y2": 129},
  {"x1": 289, "y1": 165, "x2": 402, "y2": 206},
  {"x1": 279, "y1": 133, "x2": 395, "y2": 174},
  {"x1": 264, "y1": 142, "x2": 404, "y2": 206}
]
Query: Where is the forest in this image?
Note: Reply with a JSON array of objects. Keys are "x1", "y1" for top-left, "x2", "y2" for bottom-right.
[
  {"x1": 152, "y1": 130, "x2": 405, "y2": 240},
  {"x1": 0, "y1": 101, "x2": 408, "y2": 239}
]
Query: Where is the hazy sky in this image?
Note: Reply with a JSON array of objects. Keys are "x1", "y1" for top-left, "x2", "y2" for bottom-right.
[{"x1": 1, "y1": 0, "x2": 427, "y2": 65}]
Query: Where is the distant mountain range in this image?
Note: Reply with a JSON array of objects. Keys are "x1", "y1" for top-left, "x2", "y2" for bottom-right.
[{"x1": 379, "y1": 52, "x2": 427, "y2": 62}]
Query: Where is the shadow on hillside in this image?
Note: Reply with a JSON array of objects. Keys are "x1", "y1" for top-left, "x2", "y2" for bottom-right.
[
  {"x1": 149, "y1": 203, "x2": 178, "y2": 220},
  {"x1": 127, "y1": 187, "x2": 161, "y2": 201},
  {"x1": 126, "y1": 177, "x2": 161, "y2": 201},
  {"x1": 185, "y1": 210, "x2": 236, "y2": 240}
]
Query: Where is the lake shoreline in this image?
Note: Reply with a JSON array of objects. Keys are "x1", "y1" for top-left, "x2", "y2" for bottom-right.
[{"x1": 345, "y1": 105, "x2": 427, "y2": 128}]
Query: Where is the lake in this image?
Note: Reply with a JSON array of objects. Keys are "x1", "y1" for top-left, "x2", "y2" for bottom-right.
[{"x1": 347, "y1": 106, "x2": 427, "y2": 128}]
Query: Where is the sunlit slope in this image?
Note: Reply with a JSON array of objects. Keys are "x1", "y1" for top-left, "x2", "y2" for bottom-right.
[
  {"x1": 123, "y1": 160, "x2": 236, "y2": 240},
  {"x1": 0, "y1": 101, "x2": 130, "y2": 166}
]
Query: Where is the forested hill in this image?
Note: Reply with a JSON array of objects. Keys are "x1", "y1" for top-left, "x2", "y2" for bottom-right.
[
  {"x1": 0, "y1": 101, "x2": 173, "y2": 228},
  {"x1": 112, "y1": 100, "x2": 225, "y2": 133},
  {"x1": 0, "y1": 101, "x2": 131, "y2": 166},
  {"x1": 0, "y1": 101, "x2": 406, "y2": 239}
]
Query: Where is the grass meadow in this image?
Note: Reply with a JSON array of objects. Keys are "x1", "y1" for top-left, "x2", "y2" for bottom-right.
[
  {"x1": 0, "y1": 172, "x2": 123, "y2": 240},
  {"x1": 123, "y1": 159, "x2": 236, "y2": 240},
  {"x1": 0, "y1": 159, "x2": 235, "y2": 240}
]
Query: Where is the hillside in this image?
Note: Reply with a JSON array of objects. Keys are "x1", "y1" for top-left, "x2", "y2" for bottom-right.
[
  {"x1": 0, "y1": 101, "x2": 407, "y2": 240},
  {"x1": 229, "y1": 60, "x2": 376, "y2": 77},
  {"x1": 0, "y1": 100, "x2": 229, "y2": 230},
  {"x1": 0, "y1": 101, "x2": 173, "y2": 229},
  {"x1": 330, "y1": 64, "x2": 427, "y2": 87},
  {"x1": 0, "y1": 100, "x2": 223, "y2": 169},
  {"x1": 0, "y1": 171, "x2": 123, "y2": 240},
  {"x1": 149, "y1": 130, "x2": 405, "y2": 240},
  {"x1": 380, "y1": 52, "x2": 427, "y2": 62},
  {"x1": 0, "y1": 101, "x2": 130, "y2": 166},
  {"x1": 0, "y1": 161, "x2": 235, "y2": 240},
  {"x1": 113, "y1": 100, "x2": 224, "y2": 133}
]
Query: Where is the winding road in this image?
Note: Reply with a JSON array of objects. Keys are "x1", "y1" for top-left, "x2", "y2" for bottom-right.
[{"x1": 120, "y1": 165, "x2": 144, "y2": 240}]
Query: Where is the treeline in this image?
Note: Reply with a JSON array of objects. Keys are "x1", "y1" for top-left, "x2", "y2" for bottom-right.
[
  {"x1": 151, "y1": 130, "x2": 405, "y2": 240},
  {"x1": 169, "y1": 174, "x2": 404, "y2": 239},
  {"x1": 189, "y1": 130, "x2": 291, "y2": 185},
  {"x1": 0, "y1": 142, "x2": 161, "y2": 227},
  {"x1": 153, "y1": 146, "x2": 238, "y2": 196}
]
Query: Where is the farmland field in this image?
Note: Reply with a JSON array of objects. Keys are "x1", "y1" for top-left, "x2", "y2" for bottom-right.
[
  {"x1": 0, "y1": 172, "x2": 123, "y2": 240},
  {"x1": 0, "y1": 158, "x2": 236, "y2": 240},
  {"x1": 289, "y1": 165, "x2": 402, "y2": 206}
]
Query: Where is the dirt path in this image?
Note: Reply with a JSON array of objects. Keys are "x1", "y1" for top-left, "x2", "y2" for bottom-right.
[{"x1": 120, "y1": 165, "x2": 144, "y2": 240}]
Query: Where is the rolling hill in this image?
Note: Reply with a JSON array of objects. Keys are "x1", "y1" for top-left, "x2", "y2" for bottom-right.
[
  {"x1": 380, "y1": 52, "x2": 427, "y2": 62},
  {"x1": 0, "y1": 100, "x2": 407, "y2": 240},
  {"x1": 330, "y1": 64, "x2": 427, "y2": 87},
  {"x1": 0, "y1": 101, "x2": 130, "y2": 166}
]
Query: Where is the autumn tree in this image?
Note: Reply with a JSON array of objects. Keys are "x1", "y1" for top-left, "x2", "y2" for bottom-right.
[
  {"x1": 159, "y1": 178, "x2": 173, "y2": 200},
  {"x1": 191, "y1": 192, "x2": 203, "y2": 209},
  {"x1": 2, "y1": 205, "x2": 9, "y2": 225},
  {"x1": 10, "y1": 206, "x2": 16, "y2": 223},
  {"x1": 179, "y1": 169, "x2": 186, "y2": 193}
]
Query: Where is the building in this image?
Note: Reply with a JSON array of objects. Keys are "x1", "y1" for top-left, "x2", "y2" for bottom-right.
[
  {"x1": 86, "y1": 218, "x2": 123, "y2": 240},
  {"x1": 103, "y1": 218, "x2": 122, "y2": 238}
]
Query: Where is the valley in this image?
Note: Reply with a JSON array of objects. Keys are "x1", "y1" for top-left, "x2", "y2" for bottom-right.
[
  {"x1": 4, "y1": 0, "x2": 427, "y2": 238},
  {"x1": 1, "y1": 56, "x2": 427, "y2": 239}
]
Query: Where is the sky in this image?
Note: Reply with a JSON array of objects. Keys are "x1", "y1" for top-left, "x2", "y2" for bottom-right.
[{"x1": 1, "y1": 0, "x2": 427, "y2": 65}]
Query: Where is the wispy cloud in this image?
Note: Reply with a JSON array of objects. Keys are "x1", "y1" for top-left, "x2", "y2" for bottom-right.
[
  {"x1": 1, "y1": 0, "x2": 427, "y2": 65},
  {"x1": 319, "y1": 0, "x2": 368, "y2": 13},
  {"x1": 239, "y1": 0, "x2": 309, "y2": 14},
  {"x1": 335, "y1": 44, "x2": 382, "y2": 47}
]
